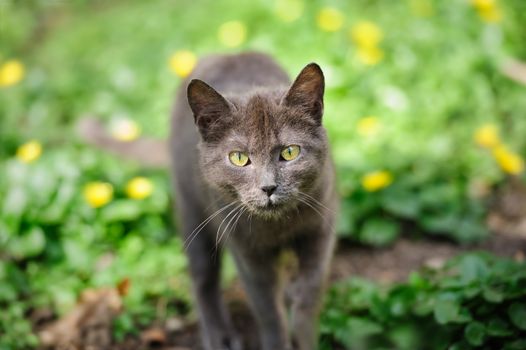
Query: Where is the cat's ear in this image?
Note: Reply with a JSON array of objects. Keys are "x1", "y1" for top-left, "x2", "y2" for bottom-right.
[
  {"x1": 283, "y1": 63, "x2": 325, "y2": 124},
  {"x1": 187, "y1": 79, "x2": 232, "y2": 139}
]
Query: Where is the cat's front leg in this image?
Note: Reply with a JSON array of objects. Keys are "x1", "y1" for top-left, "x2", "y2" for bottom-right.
[
  {"x1": 186, "y1": 236, "x2": 242, "y2": 350},
  {"x1": 178, "y1": 205, "x2": 242, "y2": 350},
  {"x1": 231, "y1": 248, "x2": 291, "y2": 350},
  {"x1": 289, "y1": 230, "x2": 335, "y2": 350}
]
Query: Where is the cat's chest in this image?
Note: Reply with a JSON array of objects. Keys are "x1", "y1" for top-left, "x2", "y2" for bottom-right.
[{"x1": 220, "y1": 207, "x2": 320, "y2": 250}]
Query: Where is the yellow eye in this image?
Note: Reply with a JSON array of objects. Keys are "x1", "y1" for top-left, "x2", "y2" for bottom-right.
[
  {"x1": 281, "y1": 145, "x2": 300, "y2": 161},
  {"x1": 229, "y1": 151, "x2": 250, "y2": 167}
]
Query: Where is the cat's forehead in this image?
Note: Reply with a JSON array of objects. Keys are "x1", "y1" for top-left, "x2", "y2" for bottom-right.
[
  {"x1": 224, "y1": 92, "x2": 316, "y2": 150},
  {"x1": 231, "y1": 94, "x2": 282, "y2": 148}
]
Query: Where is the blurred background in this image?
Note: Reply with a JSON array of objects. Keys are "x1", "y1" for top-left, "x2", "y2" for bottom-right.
[{"x1": 1, "y1": 0, "x2": 526, "y2": 349}]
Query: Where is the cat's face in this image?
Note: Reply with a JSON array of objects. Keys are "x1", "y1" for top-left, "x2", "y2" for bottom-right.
[{"x1": 188, "y1": 64, "x2": 327, "y2": 218}]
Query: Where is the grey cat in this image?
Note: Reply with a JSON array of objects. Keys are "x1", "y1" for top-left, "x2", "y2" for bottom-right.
[{"x1": 170, "y1": 52, "x2": 337, "y2": 350}]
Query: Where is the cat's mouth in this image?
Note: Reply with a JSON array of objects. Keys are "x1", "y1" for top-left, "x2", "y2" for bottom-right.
[
  {"x1": 246, "y1": 196, "x2": 292, "y2": 218},
  {"x1": 263, "y1": 198, "x2": 279, "y2": 209}
]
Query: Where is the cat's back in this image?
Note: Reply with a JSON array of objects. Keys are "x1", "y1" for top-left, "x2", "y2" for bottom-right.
[{"x1": 189, "y1": 52, "x2": 290, "y2": 94}]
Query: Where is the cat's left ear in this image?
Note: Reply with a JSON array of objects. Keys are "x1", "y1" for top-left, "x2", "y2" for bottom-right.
[
  {"x1": 187, "y1": 79, "x2": 232, "y2": 141},
  {"x1": 283, "y1": 63, "x2": 325, "y2": 125}
]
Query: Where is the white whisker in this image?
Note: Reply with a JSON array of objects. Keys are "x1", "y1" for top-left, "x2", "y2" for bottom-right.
[
  {"x1": 215, "y1": 204, "x2": 243, "y2": 247},
  {"x1": 183, "y1": 201, "x2": 236, "y2": 250},
  {"x1": 298, "y1": 194, "x2": 337, "y2": 234},
  {"x1": 297, "y1": 197, "x2": 325, "y2": 220},
  {"x1": 222, "y1": 207, "x2": 246, "y2": 247},
  {"x1": 299, "y1": 191, "x2": 334, "y2": 214}
]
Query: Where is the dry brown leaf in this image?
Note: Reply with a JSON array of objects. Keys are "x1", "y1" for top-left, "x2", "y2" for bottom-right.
[
  {"x1": 140, "y1": 327, "x2": 167, "y2": 347},
  {"x1": 117, "y1": 278, "x2": 131, "y2": 297},
  {"x1": 38, "y1": 286, "x2": 124, "y2": 349}
]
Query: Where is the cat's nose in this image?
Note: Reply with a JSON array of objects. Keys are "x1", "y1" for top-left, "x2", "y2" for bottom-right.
[{"x1": 261, "y1": 185, "x2": 277, "y2": 197}]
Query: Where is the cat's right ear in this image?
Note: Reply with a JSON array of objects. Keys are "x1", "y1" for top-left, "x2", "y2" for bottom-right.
[
  {"x1": 283, "y1": 63, "x2": 325, "y2": 125},
  {"x1": 187, "y1": 79, "x2": 231, "y2": 139}
]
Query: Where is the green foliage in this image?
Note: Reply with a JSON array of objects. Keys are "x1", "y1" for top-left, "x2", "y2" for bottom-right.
[
  {"x1": 0, "y1": 146, "x2": 189, "y2": 348},
  {"x1": 0, "y1": 300, "x2": 39, "y2": 350},
  {"x1": 0, "y1": 0, "x2": 526, "y2": 347},
  {"x1": 320, "y1": 253, "x2": 526, "y2": 349},
  {"x1": 1, "y1": 0, "x2": 525, "y2": 248}
]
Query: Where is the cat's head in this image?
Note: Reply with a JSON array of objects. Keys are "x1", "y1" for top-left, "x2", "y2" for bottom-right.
[{"x1": 187, "y1": 63, "x2": 328, "y2": 218}]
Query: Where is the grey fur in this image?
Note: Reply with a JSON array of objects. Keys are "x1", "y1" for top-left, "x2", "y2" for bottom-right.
[{"x1": 170, "y1": 52, "x2": 337, "y2": 350}]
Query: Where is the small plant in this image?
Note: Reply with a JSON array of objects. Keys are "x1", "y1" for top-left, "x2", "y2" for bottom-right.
[{"x1": 320, "y1": 253, "x2": 526, "y2": 350}]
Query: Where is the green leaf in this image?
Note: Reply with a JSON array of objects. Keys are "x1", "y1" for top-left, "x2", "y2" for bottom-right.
[
  {"x1": 113, "y1": 313, "x2": 136, "y2": 341},
  {"x1": 459, "y1": 254, "x2": 488, "y2": 284},
  {"x1": 7, "y1": 226, "x2": 46, "y2": 259},
  {"x1": 508, "y1": 303, "x2": 526, "y2": 331},
  {"x1": 347, "y1": 317, "x2": 383, "y2": 336},
  {"x1": 434, "y1": 298, "x2": 460, "y2": 325},
  {"x1": 454, "y1": 219, "x2": 488, "y2": 243},
  {"x1": 2, "y1": 186, "x2": 28, "y2": 218},
  {"x1": 389, "y1": 325, "x2": 419, "y2": 350},
  {"x1": 63, "y1": 239, "x2": 91, "y2": 270},
  {"x1": 339, "y1": 317, "x2": 383, "y2": 347},
  {"x1": 359, "y1": 218, "x2": 399, "y2": 246},
  {"x1": 460, "y1": 286, "x2": 481, "y2": 298},
  {"x1": 380, "y1": 189, "x2": 420, "y2": 219},
  {"x1": 487, "y1": 318, "x2": 513, "y2": 337},
  {"x1": 418, "y1": 184, "x2": 458, "y2": 208},
  {"x1": 482, "y1": 286, "x2": 503, "y2": 303},
  {"x1": 101, "y1": 200, "x2": 143, "y2": 222},
  {"x1": 464, "y1": 321, "x2": 485, "y2": 346},
  {"x1": 421, "y1": 212, "x2": 458, "y2": 233},
  {"x1": 413, "y1": 291, "x2": 434, "y2": 316},
  {"x1": 408, "y1": 272, "x2": 425, "y2": 288},
  {"x1": 336, "y1": 200, "x2": 355, "y2": 236}
]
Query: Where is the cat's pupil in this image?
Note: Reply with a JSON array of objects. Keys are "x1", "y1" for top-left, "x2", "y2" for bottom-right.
[{"x1": 287, "y1": 148, "x2": 292, "y2": 156}]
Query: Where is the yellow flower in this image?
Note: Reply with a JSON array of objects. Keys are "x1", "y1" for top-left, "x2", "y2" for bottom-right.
[
  {"x1": 275, "y1": 0, "x2": 304, "y2": 22},
  {"x1": 472, "y1": 0, "x2": 496, "y2": 11},
  {"x1": 474, "y1": 123, "x2": 500, "y2": 148},
  {"x1": 218, "y1": 21, "x2": 247, "y2": 48},
  {"x1": 362, "y1": 171, "x2": 393, "y2": 192},
  {"x1": 16, "y1": 140, "x2": 42, "y2": 163},
  {"x1": 357, "y1": 116, "x2": 381, "y2": 136},
  {"x1": 0, "y1": 60, "x2": 25, "y2": 87},
  {"x1": 471, "y1": 0, "x2": 502, "y2": 23},
  {"x1": 83, "y1": 182, "x2": 113, "y2": 208},
  {"x1": 493, "y1": 145, "x2": 524, "y2": 175},
  {"x1": 126, "y1": 177, "x2": 154, "y2": 200},
  {"x1": 477, "y1": 7, "x2": 502, "y2": 23},
  {"x1": 408, "y1": 0, "x2": 434, "y2": 17},
  {"x1": 169, "y1": 50, "x2": 197, "y2": 78},
  {"x1": 350, "y1": 21, "x2": 383, "y2": 48},
  {"x1": 316, "y1": 7, "x2": 344, "y2": 32},
  {"x1": 356, "y1": 46, "x2": 384, "y2": 66},
  {"x1": 110, "y1": 118, "x2": 141, "y2": 142}
]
